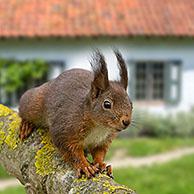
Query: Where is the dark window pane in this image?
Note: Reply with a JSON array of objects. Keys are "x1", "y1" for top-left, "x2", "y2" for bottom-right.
[
  {"x1": 135, "y1": 62, "x2": 147, "y2": 100},
  {"x1": 135, "y1": 61, "x2": 164, "y2": 100}
]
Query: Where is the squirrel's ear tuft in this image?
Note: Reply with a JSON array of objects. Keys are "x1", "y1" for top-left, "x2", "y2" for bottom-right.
[
  {"x1": 90, "y1": 50, "x2": 109, "y2": 99},
  {"x1": 114, "y1": 50, "x2": 128, "y2": 90}
]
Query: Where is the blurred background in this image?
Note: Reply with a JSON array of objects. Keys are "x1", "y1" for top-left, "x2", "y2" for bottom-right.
[{"x1": 0, "y1": 0, "x2": 194, "y2": 193}]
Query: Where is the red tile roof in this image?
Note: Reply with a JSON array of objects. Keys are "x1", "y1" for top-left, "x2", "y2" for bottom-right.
[{"x1": 0, "y1": 0, "x2": 194, "y2": 38}]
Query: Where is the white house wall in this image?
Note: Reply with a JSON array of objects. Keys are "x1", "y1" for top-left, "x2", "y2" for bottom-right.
[{"x1": 0, "y1": 37, "x2": 194, "y2": 114}]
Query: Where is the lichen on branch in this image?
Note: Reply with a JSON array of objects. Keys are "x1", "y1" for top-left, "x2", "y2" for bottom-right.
[
  {"x1": 0, "y1": 104, "x2": 136, "y2": 194},
  {"x1": 0, "y1": 104, "x2": 21, "y2": 150}
]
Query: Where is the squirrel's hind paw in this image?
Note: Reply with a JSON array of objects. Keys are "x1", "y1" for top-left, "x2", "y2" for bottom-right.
[
  {"x1": 105, "y1": 165, "x2": 114, "y2": 179},
  {"x1": 19, "y1": 120, "x2": 34, "y2": 140},
  {"x1": 91, "y1": 162, "x2": 114, "y2": 179},
  {"x1": 101, "y1": 164, "x2": 114, "y2": 179}
]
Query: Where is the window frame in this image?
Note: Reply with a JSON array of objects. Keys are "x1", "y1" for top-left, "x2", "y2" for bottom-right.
[{"x1": 128, "y1": 59, "x2": 182, "y2": 105}]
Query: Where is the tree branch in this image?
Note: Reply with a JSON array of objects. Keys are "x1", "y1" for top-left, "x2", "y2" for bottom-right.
[{"x1": 0, "y1": 104, "x2": 136, "y2": 194}]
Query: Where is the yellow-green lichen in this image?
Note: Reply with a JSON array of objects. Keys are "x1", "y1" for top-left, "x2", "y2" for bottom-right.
[
  {"x1": 0, "y1": 106, "x2": 7, "y2": 148},
  {"x1": 102, "y1": 180, "x2": 132, "y2": 193},
  {"x1": 0, "y1": 104, "x2": 57, "y2": 176},
  {"x1": 35, "y1": 129, "x2": 57, "y2": 176},
  {"x1": 0, "y1": 104, "x2": 12, "y2": 117},
  {"x1": 74, "y1": 177, "x2": 88, "y2": 183},
  {"x1": 5, "y1": 113, "x2": 21, "y2": 149},
  {"x1": 73, "y1": 174, "x2": 133, "y2": 193},
  {"x1": 0, "y1": 104, "x2": 21, "y2": 150},
  {"x1": 0, "y1": 131, "x2": 6, "y2": 146},
  {"x1": 0, "y1": 121, "x2": 3, "y2": 128}
]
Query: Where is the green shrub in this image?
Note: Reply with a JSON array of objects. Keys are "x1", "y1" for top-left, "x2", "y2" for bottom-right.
[
  {"x1": 172, "y1": 109, "x2": 194, "y2": 137},
  {"x1": 0, "y1": 59, "x2": 49, "y2": 106},
  {"x1": 127, "y1": 108, "x2": 194, "y2": 138},
  {"x1": 0, "y1": 59, "x2": 48, "y2": 93}
]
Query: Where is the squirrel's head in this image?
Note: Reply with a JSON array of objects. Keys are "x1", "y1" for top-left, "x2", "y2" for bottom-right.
[{"x1": 89, "y1": 50, "x2": 133, "y2": 132}]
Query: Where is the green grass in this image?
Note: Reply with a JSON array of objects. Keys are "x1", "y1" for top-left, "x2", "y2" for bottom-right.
[
  {"x1": 114, "y1": 154, "x2": 194, "y2": 194},
  {"x1": 105, "y1": 137, "x2": 194, "y2": 160},
  {"x1": 0, "y1": 186, "x2": 25, "y2": 194},
  {"x1": 0, "y1": 165, "x2": 10, "y2": 179}
]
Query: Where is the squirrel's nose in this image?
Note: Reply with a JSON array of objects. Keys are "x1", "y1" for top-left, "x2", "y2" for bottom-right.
[
  {"x1": 120, "y1": 113, "x2": 131, "y2": 129},
  {"x1": 120, "y1": 114, "x2": 131, "y2": 129},
  {"x1": 122, "y1": 119, "x2": 130, "y2": 128},
  {"x1": 122, "y1": 119, "x2": 130, "y2": 127}
]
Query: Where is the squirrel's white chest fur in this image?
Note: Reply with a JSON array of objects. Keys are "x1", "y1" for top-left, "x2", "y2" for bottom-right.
[{"x1": 83, "y1": 124, "x2": 111, "y2": 148}]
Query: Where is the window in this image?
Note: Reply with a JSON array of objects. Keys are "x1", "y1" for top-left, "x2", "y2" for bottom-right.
[
  {"x1": 129, "y1": 60, "x2": 181, "y2": 104},
  {"x1": 135, "y1": 62, "x2": 164, "y2": 100},
  {"x1": 0, "y1": 60, "x2": 65, "y2": 107}
]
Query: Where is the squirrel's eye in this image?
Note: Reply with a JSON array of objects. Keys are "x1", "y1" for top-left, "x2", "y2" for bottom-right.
[{"x1": 103, "y1": 100, "x2": 112, "y2": 109}]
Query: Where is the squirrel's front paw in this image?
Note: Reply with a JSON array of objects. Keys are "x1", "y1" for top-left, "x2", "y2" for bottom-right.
[
  {"x1": 95, "y1": 162, "x2": 114, "y2": 179},
  {"x1": 94, "y1": 162, "x2": 106, "y2": 171},
  {"x1": 104, "y1": 165, "x2": 114, "y2": 179},
  {"x1": 76, "y1": 164, "x2": 99, "y2": 178}
]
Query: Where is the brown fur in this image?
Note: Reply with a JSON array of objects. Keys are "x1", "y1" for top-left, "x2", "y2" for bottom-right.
[
  {"x1": 114, "y1": 50, "x2": 128, "y2": 90},
  {"x1": 19, "y1": 50, "x2": 133, "y2": 178}
]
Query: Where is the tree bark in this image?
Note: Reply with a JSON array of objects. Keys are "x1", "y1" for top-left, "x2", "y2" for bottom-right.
[{"x1": 0, "y1": 104, "x2": 136, "y2": 194}]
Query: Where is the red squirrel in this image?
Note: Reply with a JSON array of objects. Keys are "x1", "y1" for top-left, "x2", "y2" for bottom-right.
[{"x1": 19, "y1": 50, "x2": 133, "y2": 178}]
